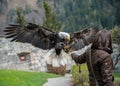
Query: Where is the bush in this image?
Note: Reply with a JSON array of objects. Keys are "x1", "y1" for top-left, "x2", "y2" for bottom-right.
[
  {"x1": 114, "y1": 73, "x2": 120, "y2": 86},
  {"x1": 115, "y1": 78, "x2": 120, "y2": 86},
  {"x1": 71, "y1": 64, "x2": 89, "y2": 86},
  {"x1": 71, "y1": 64, "x2": 120, "y2": 86},
  {"x1": 111, "y1": 26, "x2": 120, "y2": 45}
]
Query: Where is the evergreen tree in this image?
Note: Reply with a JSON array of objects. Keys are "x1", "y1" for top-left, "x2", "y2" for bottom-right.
[
  {"x1": 52, "y1": 0, "x2": 119, "y2": 32},
  {"x1": 43, "y1": 1, "x2": 62, "y2": 32},
  {"x1": 16, "y1": 7, "x2": 27, "y2": 26}
]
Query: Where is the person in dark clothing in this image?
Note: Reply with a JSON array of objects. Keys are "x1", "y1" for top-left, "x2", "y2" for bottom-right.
[{"x1": 71, "y1": 30, "x2": 114, "y2": 86}]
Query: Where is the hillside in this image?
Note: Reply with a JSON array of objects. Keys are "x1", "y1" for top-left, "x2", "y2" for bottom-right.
[
  {"x1": 0, "y1": 0, "x2": 120, "y2": 35},
  {"x1": 0, "y1": 0, "x2": 43, "y2": 35}
]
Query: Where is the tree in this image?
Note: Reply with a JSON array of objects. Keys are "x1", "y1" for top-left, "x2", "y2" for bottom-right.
[
  {"x1": 111, "y1": 26, "x2": 120, "y2": 69},
  {"x1": 43, "y1": 1, "x2": 62, "y2": 32},
  {"x1": 16, "y1": 7, "x2": 27, "y2": 26},
  {"x1": 51, "y1": 0, "x2": 120, "y2": 32}
]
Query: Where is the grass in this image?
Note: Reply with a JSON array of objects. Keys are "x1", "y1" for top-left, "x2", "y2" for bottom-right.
[
  {"x1": 0, "y1": 70, "x2": 61, "y2": 86},
  {"x1": 114, "y1": 72, "x2": 120, "y2": 86},
  {"x1": 114, "y1": 72, "x2": 120, "y2": 78}
]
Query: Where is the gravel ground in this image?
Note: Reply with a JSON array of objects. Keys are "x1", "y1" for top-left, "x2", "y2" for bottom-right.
[{"x1": 43, "y1": 74, "x2": 72, "y2": 86}]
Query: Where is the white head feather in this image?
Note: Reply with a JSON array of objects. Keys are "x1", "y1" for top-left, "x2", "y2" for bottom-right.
[{"x1": 58, "y1": 32, "x2": 70, "y2": 41}]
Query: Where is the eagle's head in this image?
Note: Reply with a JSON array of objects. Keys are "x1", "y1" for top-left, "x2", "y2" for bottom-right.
[
  {"x1": 58, "y1": 32, "x2": 70, "y2": 43},
  {"x1": 55, "y1": 32, "x2": 70, "y2": 55}
]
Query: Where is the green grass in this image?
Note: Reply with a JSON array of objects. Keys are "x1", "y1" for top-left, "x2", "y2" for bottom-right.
[
  {"x1": 0, "y1": 70, "x2": 60, "y2": 86},
  {"x1": 114, "y1": 73, "x2": 120, "y2": 78},
  {"x1": 114, "y1": 72, "x2": 120, "y2": 84}
]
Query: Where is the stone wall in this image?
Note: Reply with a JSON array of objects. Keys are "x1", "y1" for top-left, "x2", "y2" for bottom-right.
[
  {"x1": 0, "y1": 38, "x2": 73, "y2": 72},
  {"x1": 1, "y1": 37, "x2": 119, "y2": 72},
  {"x1": 111, "y1": 44, "x2": 120, "y2": 72}
]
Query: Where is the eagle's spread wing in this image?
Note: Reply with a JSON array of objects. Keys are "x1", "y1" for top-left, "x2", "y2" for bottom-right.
[{"x1": 4, "y1": 23, "x2": 55, "y2": 49}]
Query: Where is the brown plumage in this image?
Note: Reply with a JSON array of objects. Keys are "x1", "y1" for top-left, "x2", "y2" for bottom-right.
[
  {"x1": 4, "y1": 23, "x2": 72, "y2": 55},
  {"x1": 4, "y1": 23, "x2": 55, "y2": 49}
]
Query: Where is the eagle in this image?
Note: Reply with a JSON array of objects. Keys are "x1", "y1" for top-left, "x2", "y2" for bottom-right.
[
  {"x1": 4, "y1": 23, "x2": 70, "y2": 53},
  {"x1": 4, "y1": 23, "x2": 99, "y2": 67},
  {"x1": 4, "y1": 23, "x2": 71, "y2": 67}
]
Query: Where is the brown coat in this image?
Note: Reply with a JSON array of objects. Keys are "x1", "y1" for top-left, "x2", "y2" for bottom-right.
[{"x1": 71, "y1": 30, "x2": 114, "y2": 86}]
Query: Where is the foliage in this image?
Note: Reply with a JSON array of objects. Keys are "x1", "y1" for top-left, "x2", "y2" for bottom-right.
[
  {"x1": 4, "y1": 0, "x2": 120, "y2": 32},
  {"x1": 49, "y1": 0, "x2": 120, "y2": 32},
  {"x1": 6, "y1": 6, "x2": 31, "y2": 25},
  {"x1": 71, "y1": 64, "x2": 120, "y2": 86},
  {"x1": 15, "y1": 7, "x2": 27, "y2": 26},
  {"x1": 43, "y1": 1, "x2": 62, "y2": 32},
  {"x1": 111, "y1": 26, "x2": 120, "y2": 69},
  {"x1": 111, "y1": 26, "x2": 120, "y2": 45},
  {"x1": 71, "y1": 64, "x2": 89, "y2": 86},
  {"x1": 3, "y1": 0, "x2": 120, "y2": 32},
  {"x1": 114, "y1": 73, "x2": 120, "y2": 86},
  {"x1": 0, "y1": 70, "x2": 60, "y2": 86}
]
